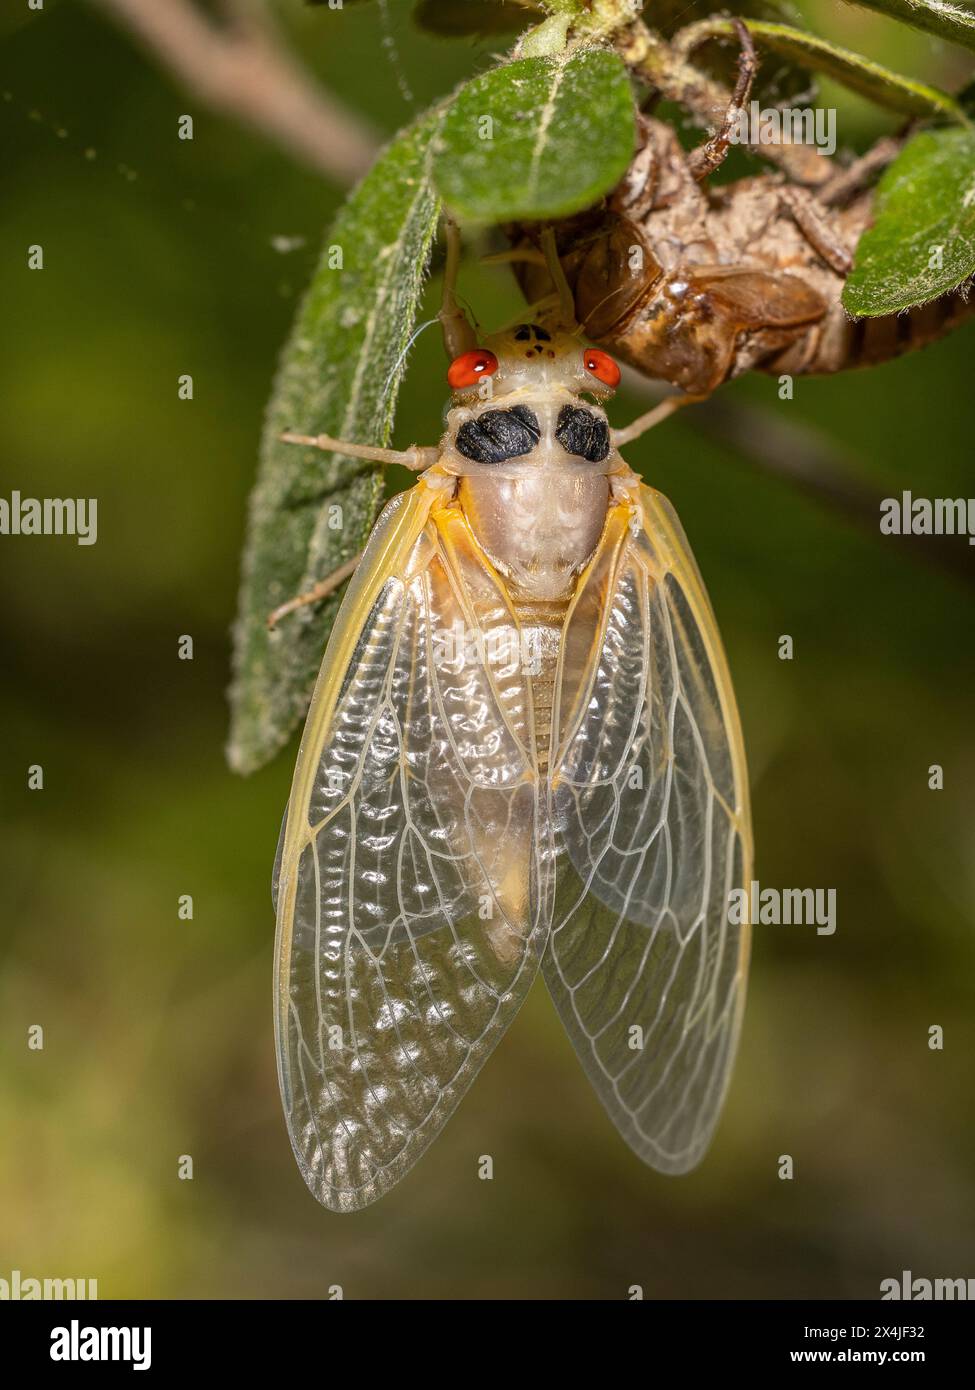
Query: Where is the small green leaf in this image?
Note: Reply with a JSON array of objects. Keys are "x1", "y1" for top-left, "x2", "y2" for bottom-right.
[
  {"x1": 678, "y1": 18, "x2": 967, "y2": 123},
  {"x1": 433, "y1": 48, "x2": 636, "y2": 221},
  {"x1": 843, "y1": 127, "x2": 975, "y2": 316},
  {"x1": 414, "y1": 0, "x2": 543, "y2": 36},
  {"x1": 228, "y1": 115, "x2": 441, "y2": 775},
  {"x1": 838, "y1": 0, "x2": 975, "y2": 54}
]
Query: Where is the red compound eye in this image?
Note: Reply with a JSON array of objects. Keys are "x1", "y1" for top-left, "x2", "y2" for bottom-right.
[
  {"x1": 583, "y1": 348, "x2": 621, "y2": 388},
  {"x1": 447, "y1": 349, "x2": 499, "y2": 390}
]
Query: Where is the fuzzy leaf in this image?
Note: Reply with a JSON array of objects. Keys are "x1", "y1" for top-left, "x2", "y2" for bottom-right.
[
  {"x1": 843, "y1": 127, "x2": 975, "y2": 316},
  {"x1": 838, "y1": 0, "x2": 975, "y2": 53},
  {"x1": 433, "y1": 48, "x2": 636, "y2": 221},
  {"x1": 680, "y1": 18, "x2": 967, "y2": 122},
  {"x1": 228, "y1": 116, "x2": 441, "y2": 775}
]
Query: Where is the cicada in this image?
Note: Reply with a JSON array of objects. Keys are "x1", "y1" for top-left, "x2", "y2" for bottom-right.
[
  {"x1": 270, "y1": 238, "x2": 752, "y2": 1211},
  {"x1": 509, "y1": 37, "x2": 975, "y2": 396}
]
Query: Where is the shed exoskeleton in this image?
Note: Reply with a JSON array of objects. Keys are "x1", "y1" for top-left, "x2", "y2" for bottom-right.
[{"x1": 508, "y1": 36, "x2": 975, "y2": 396}]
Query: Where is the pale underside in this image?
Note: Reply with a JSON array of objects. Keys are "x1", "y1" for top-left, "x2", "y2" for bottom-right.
[{"x1": 272, "y1": 476, "x2": 752, "y2": 1211}]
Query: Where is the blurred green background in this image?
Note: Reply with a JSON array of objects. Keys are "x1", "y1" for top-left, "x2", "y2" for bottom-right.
[{"x1": 1, "y1": 0, "x2": 973, "y2": 1299}]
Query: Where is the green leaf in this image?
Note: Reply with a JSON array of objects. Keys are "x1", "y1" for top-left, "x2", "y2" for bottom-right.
[
  {"x1": 843, "y1": 127, "x2": 975, "y2": 316},
  {"x1": 228, "y1": 116, "x2": 441, "y2": 775},
  {"x1": 414, "y1": 0, "x2": 543, "y2": 36},
  {"x1": 838, "y1": 0, "x2": 975, "y2": 54},
  {"x1": 433, "y1": 48, "x2": 635, "y2": 221},
  {"x1": 678, "y1": 18, "x2": 967, "y2": 122}
]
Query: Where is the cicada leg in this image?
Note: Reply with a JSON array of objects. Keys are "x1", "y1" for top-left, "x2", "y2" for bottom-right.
[
  {"x1": 438, "y1": 215, "x2": 479, "y2": 359},
  {"x1": 279, "y1": 430, "x2": 439, "y2": 471},
  {"x1": 266, "y1": 552, "x2": 363, "y2": 630},
  {"x1": 777, "y1": 186, "x2": 854, "y2": 276},
  {"x1": 482, "y1": 232, "x2": 582, "y2": 334},
  {"x1": 819, "y1": 137, "x2": 899, "y2": 207},
  {"x1": 612, "y1": 392, "x2": 709, "y2": 448},
  {"x1": 683, "y1": 19, "x2": 757, "y2": 185},
  {"x1": 268, "y1": 429, "x2": 441, "y2": 628},
  {"x1": 540, "y1": 226, "x2": 580, "y2": 332},
  {"x1": 479, "y1": 247, "x2": 547, "y2": 270}
]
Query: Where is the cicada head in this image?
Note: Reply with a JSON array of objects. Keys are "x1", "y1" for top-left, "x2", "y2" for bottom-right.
[
  {"x1": 441, "y1": 323, "x2": 622, "y2": 489},
  {"x1": 446, "y1": 323, "x2": 621, "y2": 406}
]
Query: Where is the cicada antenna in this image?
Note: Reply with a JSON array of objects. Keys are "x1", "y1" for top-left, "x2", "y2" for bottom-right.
[
  {"x1": 439, "y1": 216, "x2": 480, "y2": 359},
  {"x1": 380, "y1": 316, "x2": 440, "y2": 403}
]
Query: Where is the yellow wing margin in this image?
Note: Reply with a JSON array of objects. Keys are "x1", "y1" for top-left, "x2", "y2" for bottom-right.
[
  {"x1": 273, "y1": 481, "x2": 547, "y2": 1211},
  {"x1": 545, "y1": 481, "x2": 753, "y2": 1174},
  {"x1": 274, "y1": 481, "x2": 438, "y2": 1041},
  {"x1": 641, "y1": 481, "x2": 753, "y2": 879}
]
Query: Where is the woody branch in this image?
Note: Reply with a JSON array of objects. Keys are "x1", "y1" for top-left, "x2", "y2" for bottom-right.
[{"x1": 90, "y1": 0, "x2": 379, "y2": 185}]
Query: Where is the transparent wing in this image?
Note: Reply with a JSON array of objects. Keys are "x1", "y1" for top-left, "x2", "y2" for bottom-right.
[
  {"x1": 546, "y1": 485, "x2": 752, "y2": 1174},
  {"x1": 273, "y1": 482, "x2": 548, "y2": 1212}
]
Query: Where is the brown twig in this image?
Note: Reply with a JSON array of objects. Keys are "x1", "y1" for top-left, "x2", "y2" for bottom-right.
[
  {"x1": 91, "y1": 0, "x2": 379, "y2": 184},
  {"x1": 690, "y1": 396, "x2": 975, "y2": 589}
]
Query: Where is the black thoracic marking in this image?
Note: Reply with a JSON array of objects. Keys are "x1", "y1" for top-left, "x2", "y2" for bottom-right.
[
  {"x1": 555, "y1": 405, "x2": 610, "y2": 462},
  {"x1": 455, "y1": 405, "x2": 541, "y2": 464},
  {"x1": 514, "y1": 324, "x2": 553, "y2": 343}
]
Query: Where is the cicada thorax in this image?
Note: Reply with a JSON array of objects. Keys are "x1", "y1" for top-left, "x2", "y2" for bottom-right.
[
  {"x1": 440, "y1": 324, "x2": 620, "y2": 607},
  {"x1": 509, "y1": 117, "x2": 975, "y2": 393}
]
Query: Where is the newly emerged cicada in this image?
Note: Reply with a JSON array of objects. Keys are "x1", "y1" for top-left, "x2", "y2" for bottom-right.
[
  {"x1": 270, "y1": 231, "x2": 751, "y2": 1212},
  {"x1": 510, "y1": 38, "x2": 975, "y2": 396}
]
